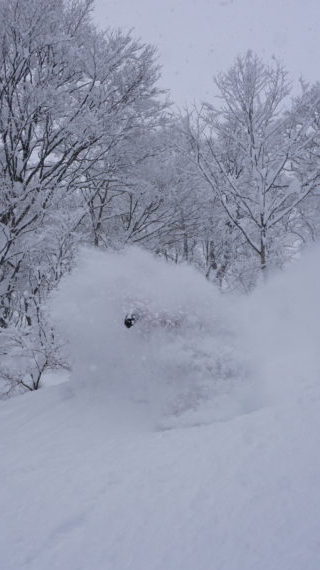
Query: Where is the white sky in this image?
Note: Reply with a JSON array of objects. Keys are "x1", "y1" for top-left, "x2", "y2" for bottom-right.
[{"x1": 93, "y1": 0, "x2": 320, "y2": 107}]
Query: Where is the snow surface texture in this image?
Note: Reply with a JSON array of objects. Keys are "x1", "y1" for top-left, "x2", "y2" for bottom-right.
[
  {"x1": 2, "y1": 246, "x2": 320, "y2": 569},
  {"x1": 50, "y1": 247, "x2": 252, "y2": 427}
]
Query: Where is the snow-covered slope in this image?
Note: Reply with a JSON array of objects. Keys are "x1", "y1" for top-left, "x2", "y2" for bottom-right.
[
  {"x1": 2, "y1": 247, "x2": 320, "y2": 570},
  {"x1": 2, "y1": 375, "x2": 320, "y2": 570}
]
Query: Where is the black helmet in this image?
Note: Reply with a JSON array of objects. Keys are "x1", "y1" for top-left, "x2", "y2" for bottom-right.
[{"x1": 124, "y1": 313, "x2": 137, "y2": 328}]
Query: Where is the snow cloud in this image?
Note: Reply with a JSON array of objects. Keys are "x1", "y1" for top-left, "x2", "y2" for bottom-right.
[
  {"x1": 50, "y1": 247, "x2": 248, "y2": 425},
  {"x1": 49, "y1": 245, "x2": 320, "y2": 427}
]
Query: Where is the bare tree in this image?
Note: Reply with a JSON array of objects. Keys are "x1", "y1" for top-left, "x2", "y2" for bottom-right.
[
  {"x1": 187, "y1": 52, "x2": 319, "y2": 280},
  {"x1": 0, "y1": 0, "x2": 163, "y2": 326}
]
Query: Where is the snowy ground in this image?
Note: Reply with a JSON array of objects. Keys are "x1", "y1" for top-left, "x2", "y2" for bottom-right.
[{"x1": 1, "y1": 247, "x2": 320, "y2": 569}]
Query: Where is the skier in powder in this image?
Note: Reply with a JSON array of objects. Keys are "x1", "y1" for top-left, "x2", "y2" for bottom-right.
[{"x1": 124, "y1": 308, "x2": 182, "y2": 330}]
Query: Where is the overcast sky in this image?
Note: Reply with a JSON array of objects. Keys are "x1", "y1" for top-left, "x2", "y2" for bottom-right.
[{"x1": 93, "y1": 0, "x2": 320, "y2": 107}]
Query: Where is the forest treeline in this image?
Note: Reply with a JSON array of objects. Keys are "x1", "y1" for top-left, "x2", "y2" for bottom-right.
[{"x1": 1, "y1": 0, "x2": 319, "y2": 396}]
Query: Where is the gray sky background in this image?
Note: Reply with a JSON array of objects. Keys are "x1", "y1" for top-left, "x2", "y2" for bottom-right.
[{"x1": 93, "y1": 0, "x2": 320, "y2": 107}]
